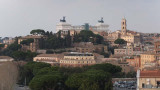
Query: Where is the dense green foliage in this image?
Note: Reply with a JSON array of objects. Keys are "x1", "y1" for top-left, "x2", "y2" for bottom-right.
[
  {"x1": 18, "y1": 62, "x2": 124, "y2": 90},
  {"x1": 18, "y1": 62, "x2": 51, "y2": 85},
  {"x1": 0, "y1": 43, "x2": 37, "y2": 61},
  {"x1": 12, "y1": 51, "x2": 37, "y2": 61},
  {"x1": 30, "y1": 29, "x2": 45, "y2": 35},
  {"x1": 87, "y1": 63, "x2": 122, "y2": 75},
  {"x1": 39, "y1": 30, "x2": 103, "y2": 49},
  {"x1": 114, "y1": 38, "x2": 126, "y2": 44},
  {"x1": 73, "y1": 30, "x2": 104, "y2": 44},
  {"x1": 20, "y1": 38, "x2": 34, "y2": 45},
  {"x1": 0, "y1": 43, "x2": 21, "y2": 56},
  {"x1": 39, "y1": 31, "x2": 72, "y2": 49},
  {"x1": 65, "y1": 69, "x2": 112, "y2": 90},
  {"x1": 0, "y1": 44, "x2": 5, "y2": 48}
]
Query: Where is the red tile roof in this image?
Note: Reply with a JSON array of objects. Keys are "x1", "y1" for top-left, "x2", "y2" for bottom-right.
[{"x1": 140, "y1": 70, "x2": 160, "y2": 78}]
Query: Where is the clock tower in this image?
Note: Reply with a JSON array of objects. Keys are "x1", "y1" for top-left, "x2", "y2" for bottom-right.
[{"x1": 121, "y1": 17, "x2": 127, "y2": 35}]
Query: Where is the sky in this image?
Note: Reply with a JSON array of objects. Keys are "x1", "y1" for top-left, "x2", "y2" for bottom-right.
[{"x1": 0, "y1": 0, "x2": 160, "y2": 37}]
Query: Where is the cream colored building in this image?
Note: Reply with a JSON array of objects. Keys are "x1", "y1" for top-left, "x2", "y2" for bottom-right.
[
  {"x1": 33, "y1": 54, "x2": 63, "y2": 65},
  {"x1": 102, "y1": 58, "x2": 134, "y2": 73},
  {"x1": 137, "y1": 70, "x2": 160, "y2": 90},
  {"x1": 60, "y1": 52, "x2": 96, "y2": 67},
  {"x1": 140, "y1": 53, "x2": 156, "y2": 70},
  {"x1": 105, "y1": 31, "x2": 121, "y2": 44},
  {"x1": 121, "y1": 35, "x2": 140, "y2": 43},
  {"x1": 56, "y1": 17, "x2": 109, "y2": 38},
  {"x1": 120, "y1": 18, "x2": 141, "y2": 44},
  {"x1": 114, "y1": 45, "x2": 134, "y2": 56}
]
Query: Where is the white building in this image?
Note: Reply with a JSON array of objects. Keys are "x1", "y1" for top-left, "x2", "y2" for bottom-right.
[{"x1": 56, "y1": 17, "x2": 109, "y2": 33}]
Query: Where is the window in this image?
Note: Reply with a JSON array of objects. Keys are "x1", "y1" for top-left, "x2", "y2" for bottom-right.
[
  {"x1": 157, "y1": 81, "x2": 160, "y2": 87},
  {"x1": 142, "y1": 83, "x2": 145, "y2": 88}
]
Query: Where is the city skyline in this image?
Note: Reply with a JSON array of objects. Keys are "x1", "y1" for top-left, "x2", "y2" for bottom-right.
[{"x1": 0, "y1": 0, "x2": 160, "y2": 37}]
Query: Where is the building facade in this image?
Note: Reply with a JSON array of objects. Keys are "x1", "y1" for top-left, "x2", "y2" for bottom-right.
[
  {"x1": 56, "y1": 17, "x2": 109, "y2": 35},
  {"x1": 33, "y1": 54, "x2": 63, "y2": 65},
  {"x1": 137, "y1": 70, "x2": 160, "y2": 90},
  {"x1": 120, "y1": 18, "x2": 141, "y2": 44},
  {"x1": 60, "y1": 52, "x2": 96, "y2": 67},
  {"x1": 154, "y1": 41, "x2": 160, "y2": 54},
  {"x1": 140, "y1": 53, "x2": 156, "y2": 70},
  {"x1": 126, "y1": 56, "x2": 141, "y2": 71},
  {"x1": 18, "y1": 35, "x2": 44, "y2": 52}
]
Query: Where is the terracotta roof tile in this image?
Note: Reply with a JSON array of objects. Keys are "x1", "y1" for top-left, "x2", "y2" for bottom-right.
[{"x1": 140, "y1": 70, "x2": 160, "y2": 78}]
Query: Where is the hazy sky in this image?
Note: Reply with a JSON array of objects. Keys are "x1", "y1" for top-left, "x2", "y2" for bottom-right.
[{"x1": 0, "y1": 0, "x2": 160, "y2": 37}]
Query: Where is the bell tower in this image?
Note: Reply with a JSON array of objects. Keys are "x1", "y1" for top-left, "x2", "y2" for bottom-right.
[{"x1": 121, "y1": 17, "x2": 127, "y2": 35}]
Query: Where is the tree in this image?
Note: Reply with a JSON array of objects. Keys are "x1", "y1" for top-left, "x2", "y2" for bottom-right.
[
  {"x1": 0, "y1": 43, "x2": 22, "y2": 56},
  {"x1": 79, "y1": 81, "x2": 100, "y2": 90},
  {"x1": 126, "y1": 71, "x2": 136, "y2": 78},
  {"x1": 12, "y1": 51, "x2": 26, "y2": 60},
  {"x1": 0, "y1": 44, "x2": 5, "y2": 48},
  {"x1": 29, "y1": 74, "x2": 63, "y2": 90},
  {"x1": 8, "y1": 43, "x2": 21, "y2": 51},
  {"x1": 18, "y1": 62, "x2": 122, "y2": 90},
  {"x1": 29, "y1": 66, "x2": 66, "y2": 90},
  {"x1": 30, "y1": 29, "x2": 45, "y2": 35},
  {"x1": 114, "y1": 38, "x2": 126, "y2": 44},
  {"x1": 18, "y1": 62, "x2": 51, "y2": 85},
  {"x1": 11, "y1": 50, "x2": 37, "y2": 61},
  {"x1": 42, "y1": 33, "x2": 71, "y2": 49},
  {"x1": 65, "y1": 69, "x2": 112, "y2": 90},
  {"x1": 87, "y1": 63, "x2": 122, "y2": 75},
  {"x1": 73, "y1": 30, "x2": 104, "y2": 44},
  {"x1": 0, "y1": 44, "x2": 5, "y2": 50}
]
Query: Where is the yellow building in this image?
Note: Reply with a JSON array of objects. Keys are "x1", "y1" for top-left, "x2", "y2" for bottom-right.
[
  {"x1": 140, "y1": 53, "x2": 156, "y2": 70},
  {"x1": 137, "y1": 70, "x2": 160, "y2": 90},
  {"x1": 121, "y1": 35, "x2": 140, "y2": 43},
  {"x1": 33, "y1": 54, "x2": 63, "y2": 64},
  {"x1": 60, "y1": 52, "x2": 96, "y2": 67},
  {"x1": 120, "y1": 18, "x2": 141, "y2": 44}
]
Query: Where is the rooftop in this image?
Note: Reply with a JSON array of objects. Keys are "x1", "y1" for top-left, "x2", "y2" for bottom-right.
[
  {"x1": 65, "y1": 52, "x2": 93, "y2": 56},
  {"x1": 140, "y1": 70, "x2": 160, "y2": 78},
  {"x1": 36, "y1": 54, "x2": 63, "y2": 58},
  {"x1": 21, "y1": 35, "x2": 44, "y2": 39}
]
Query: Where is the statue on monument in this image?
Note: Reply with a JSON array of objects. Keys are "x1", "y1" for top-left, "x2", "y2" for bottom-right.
[
  {"x1": 60, "y1": 16, "x2": 66, "y2": 22},
  {"x1": 98, "y1": 17, "x2": 104, "y2": 23}
]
